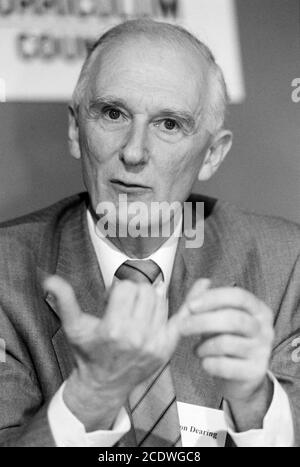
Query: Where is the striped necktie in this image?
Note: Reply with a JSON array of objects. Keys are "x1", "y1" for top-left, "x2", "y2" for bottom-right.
[{"x1": 114, "y1": 259, "x2": 182, "y2": 447}]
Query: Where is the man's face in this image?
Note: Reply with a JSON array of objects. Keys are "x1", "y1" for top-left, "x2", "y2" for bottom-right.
[{"x1": 73, "y1": 38, "x2": 212, "y2": 225}]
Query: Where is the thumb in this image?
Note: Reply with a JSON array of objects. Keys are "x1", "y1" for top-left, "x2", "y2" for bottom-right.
[
  {"x1": 43, "y1": 275, "x2": 83, "y2": 333},
  {"x1": 176, "y1": 278, "x2": 211, "y2": 319}
]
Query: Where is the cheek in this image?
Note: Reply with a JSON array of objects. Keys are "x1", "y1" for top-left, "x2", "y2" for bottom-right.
[
  {"x1": 78, "y1": 127, "x2": 118, "y2": 192},
  {"x1": 153, "y1": 142, "x2": 203, "y2": 185},
  {"x1": 79, "y1": 123, "x2": 123, "y2": 163}
]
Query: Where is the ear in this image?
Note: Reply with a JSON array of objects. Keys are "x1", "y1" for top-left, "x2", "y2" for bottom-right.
[
  {"x1": 198, "y1": 129, "x2": 233, "y2": 181},
  {"x1": 68, "y1": 105, "x2": 81, "y2": 160}
]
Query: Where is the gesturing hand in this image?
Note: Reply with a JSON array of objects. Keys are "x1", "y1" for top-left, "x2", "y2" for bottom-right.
[
  {"x1": 44, "y1": 276, "x2": 183, "y2": 431},
  {"x1": 180, "y1": 279, "x2": 275, "y2": 429}
]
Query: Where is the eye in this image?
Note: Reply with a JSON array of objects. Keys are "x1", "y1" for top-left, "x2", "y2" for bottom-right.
[
  {"x1": 152, "y1": 118, "x2": 184, "y2": 141},
  {"x1": 163, "y1": 119, "x2": 179, "y2": 131},
  {"x1": 106, "y1": 108, "x2": 122, "y2": 120}
]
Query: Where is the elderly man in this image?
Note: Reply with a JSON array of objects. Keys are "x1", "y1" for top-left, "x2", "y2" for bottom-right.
[{"x1": 0, "y1": 19, "x2": 299, "y2": 447}]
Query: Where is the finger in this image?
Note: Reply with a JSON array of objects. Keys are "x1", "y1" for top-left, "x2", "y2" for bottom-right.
[
  {"x1": 188, "y1": 287, "x2": 269, "y2": 318},
  {"x1": 178, "y1": 278, "x2": 211, "y2": 318},
  {"x1": 44, "y1": 275, "x2": 83, "y2": 330},
  {"x1": 150, "y1": 283, "x2": 169, "y2": 329},
  {"x1": 201, "y1": 356, "x2": 265, "y2": 381},
  {"x1": 181, "y1": 309, "x2": 260, "y2": 337},
  {"x1": 164, "y1": 309, "x2": 184, "y2": 356},
  {"x1": 186, "y1": 278, "x2": 211, "y2": 303},
  {"x1": 106, "y1": 280, "x2": 138, "y2": 319},
  {"x1": 132, "y1": 283, "x2": 157, "y2": 326},
  {"x1": 196, "y1": 335, "x2": 254, "y2": 359}
]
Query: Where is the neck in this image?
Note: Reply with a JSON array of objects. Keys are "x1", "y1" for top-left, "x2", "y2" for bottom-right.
[{"x1": 107, "y1": 235, "x2": 170, "y2": 259}]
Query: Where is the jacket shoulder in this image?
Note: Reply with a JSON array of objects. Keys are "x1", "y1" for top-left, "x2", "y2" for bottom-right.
[
  {"x1": 0, "y1": 192, "x2": 88, "y2": 260},
  {"x1": 213, "y1": 199, "x2": 300, "y2": 250},
  {"x1": 189, "y1": 193, "x2": 300, "y2": 246},
  {"x1": 205, "y1": 199, "x2": 300, "y2": 289}
]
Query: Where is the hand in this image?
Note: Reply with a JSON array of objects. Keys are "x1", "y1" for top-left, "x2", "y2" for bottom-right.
[
  {"x1": 44, "y1": 276, "x2": 183, "y2": 431},
  {"x1": 181, "y1": 280, "x2": 274, "y2": 405}
]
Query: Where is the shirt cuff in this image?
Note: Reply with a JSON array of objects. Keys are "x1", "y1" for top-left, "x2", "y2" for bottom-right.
[
  {"x1": 222, "y1": 372, "x2": 294, "y2": 447},
  {"x1": 47, "y1": 382, "x2": 131, "y2": 447}
]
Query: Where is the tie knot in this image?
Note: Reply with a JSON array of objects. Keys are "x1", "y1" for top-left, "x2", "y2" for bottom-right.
[{"x1": 115, "y1": 259, "x2": 162, "y2": 284}]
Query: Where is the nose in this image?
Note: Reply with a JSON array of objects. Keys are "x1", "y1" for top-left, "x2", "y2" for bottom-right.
[{"x1": 120, "y1": 120, "x2": 149, "y2": 166}]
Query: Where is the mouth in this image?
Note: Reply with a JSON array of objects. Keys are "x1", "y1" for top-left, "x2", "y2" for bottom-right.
[{"x1": 110, "y1": 179, "x2": 152, "y2": 193}]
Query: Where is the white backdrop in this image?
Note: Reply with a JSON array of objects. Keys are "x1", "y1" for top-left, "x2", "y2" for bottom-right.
[{"x1": 0, "y1": 0, "x2": 245, "y2": 102}]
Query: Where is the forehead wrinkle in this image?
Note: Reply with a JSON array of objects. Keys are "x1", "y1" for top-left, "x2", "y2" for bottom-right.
[
  {"x1": 91, "y1": 36, "x2": 207, "y2": 83},
  {"x1": 90, "y1": 32, "x2": 210, "y2": 79}
]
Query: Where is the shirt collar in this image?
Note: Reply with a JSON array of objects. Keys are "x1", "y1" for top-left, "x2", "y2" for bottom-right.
[{"x1": 87, "y1": 209, "x2": 182, "y2": 291}]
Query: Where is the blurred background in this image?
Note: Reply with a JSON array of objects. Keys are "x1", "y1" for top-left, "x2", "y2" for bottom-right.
[{"x1": 0, "y1": 0, "x2": 299, "y2": 223}]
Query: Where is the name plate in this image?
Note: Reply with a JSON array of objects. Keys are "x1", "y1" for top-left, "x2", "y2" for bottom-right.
[{"x1": 177, "y1": 402, "x2": 228, "y2": 447}]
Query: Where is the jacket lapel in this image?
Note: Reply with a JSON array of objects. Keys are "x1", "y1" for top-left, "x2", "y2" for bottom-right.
[
  {"x1": 169, "y1": 199, "x2": 237, "y2": 410},
  {"x1": 39, "y1": 200, "x2": 108, "y2": 379}
]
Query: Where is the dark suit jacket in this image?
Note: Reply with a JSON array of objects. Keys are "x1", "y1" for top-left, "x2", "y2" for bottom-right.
[{"x1": 0, "y1": 192, "x2": 300, "y2": 447}]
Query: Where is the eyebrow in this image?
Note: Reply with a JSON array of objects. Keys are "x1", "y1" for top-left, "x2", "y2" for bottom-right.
[
  {"x1": 89, "y1": 96, "x2": 128, "y2": 112},
  {"x1": 88, "y1": 96, "x2": 196, "y2": 130}
]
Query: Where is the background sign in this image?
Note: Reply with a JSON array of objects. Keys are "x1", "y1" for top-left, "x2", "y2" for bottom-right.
[{"x1": 0, "y1": 0, "x2": 245, "y2": 102}]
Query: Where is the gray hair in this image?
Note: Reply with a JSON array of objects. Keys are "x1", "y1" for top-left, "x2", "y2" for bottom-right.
[{"x1": 71, "y1": 19, "x2": 228, "y2": 133}]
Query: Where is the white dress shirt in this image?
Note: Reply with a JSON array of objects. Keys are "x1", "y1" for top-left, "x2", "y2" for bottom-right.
[{"x1": 47, "y1": 209, "x2": 294, "y2": 447}]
